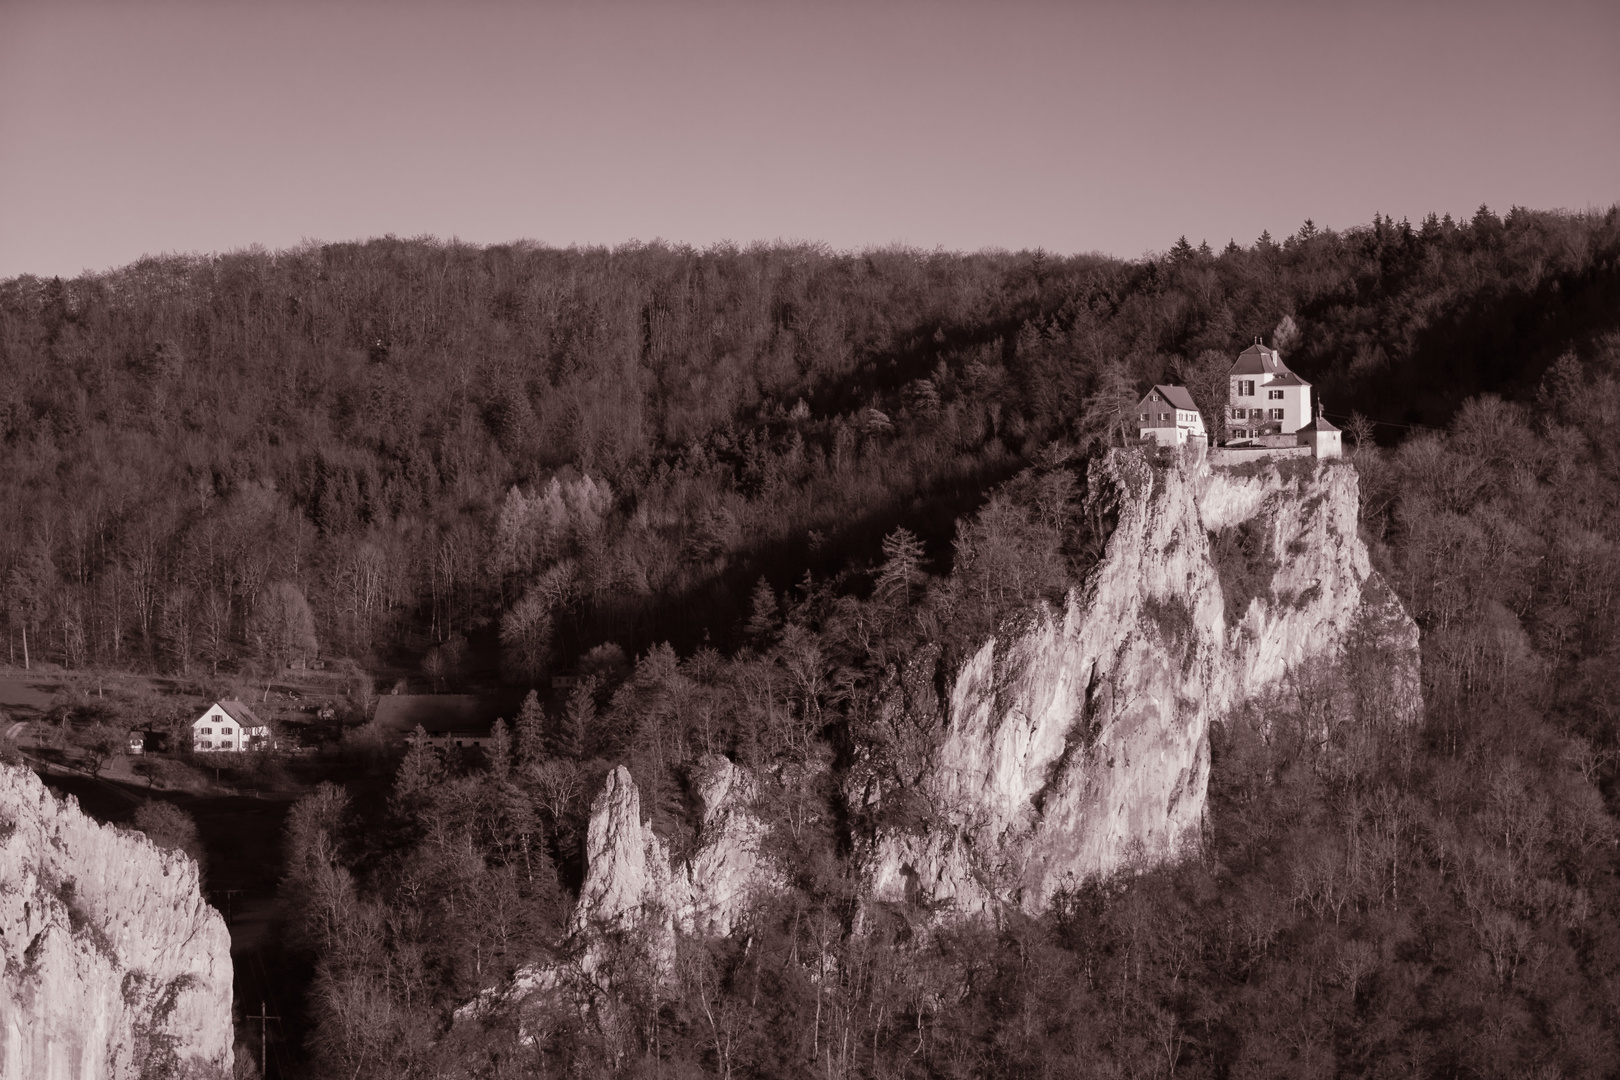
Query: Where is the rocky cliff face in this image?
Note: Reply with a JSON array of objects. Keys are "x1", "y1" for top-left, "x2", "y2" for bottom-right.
[
  {"x1": 866, "y1": 451, "x2": 1420, "y2": 914},
  {"x1": 572, "y1": 757, "x2": 777, "y2": 950},
  {"x1": 462, "y1": 756, "x2": 777, "y2": 1022},
  {"x1": 0, "y1": 765, "x2": 233, "y2": 1080}
]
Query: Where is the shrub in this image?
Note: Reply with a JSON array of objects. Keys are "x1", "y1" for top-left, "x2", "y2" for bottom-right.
[
  {"x1": 132, "y1": 800, "x2": 207, "y2": 876},
  {"x1": 1208, "y1": 518, "x2": 1280, "y2": 628}
]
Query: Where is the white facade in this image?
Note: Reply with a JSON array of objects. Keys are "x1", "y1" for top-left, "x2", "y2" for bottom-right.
[
  {"x1": 1226, "y1": 345, "x2": 1312, "y2": 443},
  {"x1": 192, "y1": 702, "x2": 271, "y2": 752},
  {"x1": 1136, "y1": 385, "x2": 1206, "y2": 447},
  {"x1": 1297, "y1": 409, "x2": 1343, "y2": 458}
]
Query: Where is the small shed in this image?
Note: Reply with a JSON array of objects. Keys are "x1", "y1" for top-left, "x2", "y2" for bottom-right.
[{"x1": 1296, "y1": 406, "x2": 1342, "y2": 458}]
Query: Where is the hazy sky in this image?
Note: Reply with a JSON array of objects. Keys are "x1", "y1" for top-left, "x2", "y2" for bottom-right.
[{"x1": 1, "y1": 0, "x2": 1616, "y2": 279}]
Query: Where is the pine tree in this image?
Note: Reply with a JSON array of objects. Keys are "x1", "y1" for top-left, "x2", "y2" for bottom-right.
[
  {"x1": 487, "y1": 717, "x2": 512, "y2": 781},
  {"x1": 875, "y1": 527, "x2": 927, "y2": 611},
  {"x1": 554, "y1": 677, "x2": 598, "y2": 760},
  {"x1": 391, "y1": 725, "x2": 442, "y2": 822},
  {"x1": 515, "y1": 690, "x2": 546, "y2": 767},
  {"x1": 744, "y1": 577, "x2": 781, "y2": 645}
]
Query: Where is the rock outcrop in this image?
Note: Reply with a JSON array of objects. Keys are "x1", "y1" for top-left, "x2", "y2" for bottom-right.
[
  {"x1": 460, "y1": 756, "x2": 777, "y2": 1023},
  {"x1": 0, "y1": 765, "x2": 233, "y2": 1080},
  {"x1": 465, "y1": 450, "x2": 1421, "y2": 1027},
  {"x1": 572, "y1": 757, "x2": 777, "y2": 949},
  {"x1": 866, "y1": 451, "x2": 1420, "y2": 915}
]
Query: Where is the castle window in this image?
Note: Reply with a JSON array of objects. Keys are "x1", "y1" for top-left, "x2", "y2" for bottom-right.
[
  {"x1": 1270, "y1": 408, "x2": 1284, "y2": 420},
  {"x1": 1268, "y1": 389, "x2": 1284, "y2": 400},
  {"x1": 1239, "y1": 380, "x2": 1256, "y2": 396}
]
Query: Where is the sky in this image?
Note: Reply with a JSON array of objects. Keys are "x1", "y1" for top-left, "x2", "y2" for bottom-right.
[{"x1": 1, "y1": 0, "x2": 1616, "y2": 279}]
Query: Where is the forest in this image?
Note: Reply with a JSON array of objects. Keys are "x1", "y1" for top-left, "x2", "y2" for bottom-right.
[{"x1": 4, "y1": 204, "x2": 1620, "y2": 1077}]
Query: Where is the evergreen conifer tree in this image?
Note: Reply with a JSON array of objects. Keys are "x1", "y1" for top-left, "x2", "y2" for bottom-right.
[
  {"x1": 555, "y1": 677, "x2": 597, "y2": 760},
  {"x1": 391, "y1": 725, "x2": 442, "y2": 822},
  {"x1": 745, "y1": 577, "x2": 781, "y2": 645},
  {"x1": 515, "y1": 690, "x2": 546, "y2": 767},
  {"x1": 487, "y1": 717, "x2": 512, "y2": 781}
]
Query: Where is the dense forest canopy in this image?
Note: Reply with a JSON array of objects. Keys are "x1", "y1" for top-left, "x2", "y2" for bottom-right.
[
  {"x1": 2, "y1": 205, "x2": 1617, "y2": 678},
  {"x1": 5, "y1": 206, "x2": 1620, "y2": 1077}
]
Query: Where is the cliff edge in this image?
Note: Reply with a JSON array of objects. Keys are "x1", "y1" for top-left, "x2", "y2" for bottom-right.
[{"x1": 0, "y1": 765, "x2": 233, "y2": 1080}]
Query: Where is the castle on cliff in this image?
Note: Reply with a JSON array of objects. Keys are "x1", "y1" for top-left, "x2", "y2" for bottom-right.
[{"x1": 1139, "y1": 342, "x2": 1340, "y2": 458}]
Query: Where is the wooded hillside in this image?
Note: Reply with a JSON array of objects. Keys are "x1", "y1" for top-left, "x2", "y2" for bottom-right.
[
  {"x1": 6, "y1": 207, "x2": 1620, "y2": 1077},
  {"x1": 3, "y1": 206, "x2": 1617, "y2": 679}
]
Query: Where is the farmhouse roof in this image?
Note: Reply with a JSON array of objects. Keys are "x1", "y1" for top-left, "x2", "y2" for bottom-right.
[
  {"x1": 1229, "y1": 343, "x2": 1295, "y2": 376},
  {"x1": 213, "y1": 700, "x2": 266, "y2": 728},
  {"x1": 1139, "y1": 384, "x2": 1200, "y2": 412},
  {"x1": 373, "y1": 693, "x2": 525, "y2": 736}
]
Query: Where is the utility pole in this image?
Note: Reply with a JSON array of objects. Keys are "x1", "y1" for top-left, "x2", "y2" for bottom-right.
[{"x1": 246, "y1": 999, "x2": 280, "y2": 1078}]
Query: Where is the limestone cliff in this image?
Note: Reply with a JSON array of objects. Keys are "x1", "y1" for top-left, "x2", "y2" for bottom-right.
[
  {"x1": 866, "y1": 451, "x2": 1420, "y2": 914},
  {"x1": 465, "y1": 450, "x2": 1421, "y2": 1026},
  {"x1": 461, "y1": 756, "x2": 776, "y2": 1022},
  {"x1": 572, "y1": 757, "x2": 777, "y2": 947},
  {"x1": 0, "y1": 765, "x2": 233, "y2": 1080}
]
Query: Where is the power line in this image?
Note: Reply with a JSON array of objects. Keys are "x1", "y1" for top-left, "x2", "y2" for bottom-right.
[{"x1": 1322, "y1": 409, "x2": 1439, "y2": 433}]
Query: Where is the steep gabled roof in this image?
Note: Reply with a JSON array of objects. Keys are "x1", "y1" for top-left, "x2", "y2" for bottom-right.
[
  {"x1": 1265, "y1": 372, "x2": 1311, "y2": 387},
  {"x1": 1137, "y1": 384, "x2": 1200, "y2": 412},
  {"x1": 210, "y1": 700, "x2": 266, "y2": 728},
  {"x1": 1298, "y1": 413, "x2": 1340, "y2": 432},
  {"x1": 1229, "y1": 343, "x2": 1297, "y2": 377}
]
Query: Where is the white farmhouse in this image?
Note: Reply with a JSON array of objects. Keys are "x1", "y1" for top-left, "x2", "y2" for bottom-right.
[
  {"x1": 1135, "y1": 384, "x2": 1206, "y2": 446},
  {"x1": 1226, "y1": 343, "x2": 1311, "y2": 444},
  {"x1": 192, "y1": 701, "x2": 271, "y2": 753}
]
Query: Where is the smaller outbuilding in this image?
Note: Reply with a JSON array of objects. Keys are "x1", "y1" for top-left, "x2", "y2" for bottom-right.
[
  {"x1": 126, "y1": 731, "x2": 145, "y2": 755},
  {"x1": 1296, "y1": 405, "x2": 1342, "y2": 458},
  {"x1": 192, "y1": 701, "x2": 272, "y2": 753},
  {"x1": 1136, "y1": 385, "x2": 1207, "y2": 447}
]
